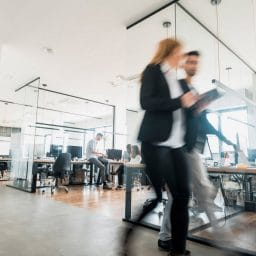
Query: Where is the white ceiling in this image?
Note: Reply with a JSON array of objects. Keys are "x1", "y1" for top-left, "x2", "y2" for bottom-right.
[
  {"x1": 0, "y1": 0, "x2": 170, "y2": 101},
  {"x1": 0, "y1": 0, "x2": 256, "y2": 124},
  {"x1": 0, "y1": 0, "x2": 172, "y2": 126}
]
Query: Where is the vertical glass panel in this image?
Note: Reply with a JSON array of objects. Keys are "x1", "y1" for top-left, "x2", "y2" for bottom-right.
[
  {"x1": 35, "y1": 88, "x2": 114, "y2": 159},
  {"x1": 207, "y1": 112, "x2": 219, "y2": 130},
  {"x1": 221, "y1": 109, "x2": 249, "y2": 153},
  {"x1": 9, "y1": 80, "x2": 39, "y2": 192},
  {"x1": 126, "y1": 6, "x2": 175, "y2": 76},
  {"x1": 176, "y1": 4, "x2": 219, "y2": 93},
  {"x1": 206, "y1": 112, "x2": 220, "y2": 154}
]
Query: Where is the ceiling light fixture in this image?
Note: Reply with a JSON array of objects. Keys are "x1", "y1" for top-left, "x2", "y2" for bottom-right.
[
  {"x1": 42, "y1": 47, "x2": 54, "y2": 54},
  {"x1": 211, "y1": 0, "x2": 222, "y2": 6},
  {"x1": 163, "y1": 21, "x2": 172, "y2": 38},
  {"x1": 162, "y1": 21, "x2": 171, "y2": 28}
]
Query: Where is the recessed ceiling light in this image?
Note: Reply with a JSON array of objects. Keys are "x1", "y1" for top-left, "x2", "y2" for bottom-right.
[{"x1": 42, "y1": 47, "x2": 54, "y2": 54}]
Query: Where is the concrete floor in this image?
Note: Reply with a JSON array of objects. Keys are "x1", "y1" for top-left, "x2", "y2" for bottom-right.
[{"x1": 0, "y1": 185, "x2": 240, "y2": 256}]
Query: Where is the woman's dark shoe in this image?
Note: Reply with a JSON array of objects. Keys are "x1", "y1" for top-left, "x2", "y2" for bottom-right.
[
  {"x1": 103, "y1": 183, "x2": 112, "y2": 190},
  {"x1": 158, "y1": 239, "x2": 172, "y2": 251}
]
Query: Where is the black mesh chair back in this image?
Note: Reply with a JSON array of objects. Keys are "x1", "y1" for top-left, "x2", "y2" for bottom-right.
[
  {"x1": 53, "y1": 153, "x2": 71, "y2": 179},
  {"x1": 0, "y1": 162, "x2": 8, "y2": 170}
]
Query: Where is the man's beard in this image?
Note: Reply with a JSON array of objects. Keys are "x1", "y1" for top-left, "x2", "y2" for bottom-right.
[{"x1": 188, "y1": 71, "x2": 196, "y2": 77}]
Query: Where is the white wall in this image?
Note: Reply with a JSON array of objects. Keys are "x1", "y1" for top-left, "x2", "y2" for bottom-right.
[{"x1": 126, "y1": 110, "x2": 144, "y2": 145}]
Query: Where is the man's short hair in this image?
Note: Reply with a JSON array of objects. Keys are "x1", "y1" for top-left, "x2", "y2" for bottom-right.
[
  {"x1": 185, "y1": 51, "x2": 200, "y2": 57},
  {"x1": 96, "y1": 133, "x2": 103, "y2": 137}
]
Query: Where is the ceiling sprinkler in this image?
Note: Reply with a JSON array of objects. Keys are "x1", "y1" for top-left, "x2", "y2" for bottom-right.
[{"x1": 211, "y1": 0, "x2": 222, "y2": 5}]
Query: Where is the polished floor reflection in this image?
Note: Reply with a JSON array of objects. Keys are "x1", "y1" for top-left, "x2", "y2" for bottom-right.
[
  {"x1": 0, "y1": 183, "x2": 243, "y2": 256},
  {"x1": 193, "y1": 212, "x2": 256, "y2": 253},
  {"x1": 41, "y1": 185, "x2": 254, "y2": 255}
]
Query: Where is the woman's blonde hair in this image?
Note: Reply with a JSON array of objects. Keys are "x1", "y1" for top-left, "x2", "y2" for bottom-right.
[{"x1": 149, "y1": 38, "x2": 182, "y2": 65}]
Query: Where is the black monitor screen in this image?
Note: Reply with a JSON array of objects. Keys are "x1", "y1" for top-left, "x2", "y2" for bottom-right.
[
  {"x1": 67, "y1": 146, "x2": 82, "y2": 159},
  {"x1": 49, "y1": 144, "x2": 63, "y2": 158},
  {"x1": 107, "y1": 149, "x2": 122, "y2": 160},
  {"x1": 248, "y1": 149, "x2": 256, "y2": 162}
]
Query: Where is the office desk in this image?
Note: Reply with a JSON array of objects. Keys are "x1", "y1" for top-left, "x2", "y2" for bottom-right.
[
  {"x1": 108, "y1": 160, "x2": 123, "y2": 173},
  {"x1": 0, "y1": 158, "x2": 12, "y2": 162},
  {"x1": 33, "y1": 159, "x2": 90, "y2": 164},
  {"x1": 123, "y1": 165, "x2": 256, "y2": 219},
  {"x1": 207, "y1": 166, "x2": 256, "y2": 175},
  {"x1": 108, "y1": 160, "x2": 124, "y2": 164},
  {"x1": 32, "y1": 159, "x2": 93, "y2": 192},
  {"x1": 207, "y1": 166, "x2": 256, "y2": 210}
]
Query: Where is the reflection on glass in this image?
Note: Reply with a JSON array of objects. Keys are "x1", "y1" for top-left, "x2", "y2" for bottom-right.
[
  {"x1": 34, "y1": 89, "x2": 115, "y2": 159},
  {"x1": 221, "y1": 109, "x2": 248, "y2": 153}
]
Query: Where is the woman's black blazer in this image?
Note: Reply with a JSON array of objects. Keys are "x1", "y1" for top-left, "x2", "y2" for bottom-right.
[{"x1": 138, "y1": 64, "x2": 191, "y2": 143}]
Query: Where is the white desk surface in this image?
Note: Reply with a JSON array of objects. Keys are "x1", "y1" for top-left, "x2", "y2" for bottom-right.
[
  {"x1": 33, "y1": 159, "x2": 90, "y2": 164},
  {"x1": 207, "y1": 166, "x2": 256, "y2": 175}
]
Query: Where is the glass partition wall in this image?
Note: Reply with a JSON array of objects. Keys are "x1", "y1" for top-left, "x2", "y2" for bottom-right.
[
  {"x1": 125, "y1": 1, "x2": 256, "y2": 255},
  {"x1": 126, "y1": 0, "x2": 256, "y2": 160},
  {"x1": 8, "y1": 80, "x2": 39, "y2": 191},
  {"x1": 8, "y1": 81, "x2": 115, "y2": 192}
]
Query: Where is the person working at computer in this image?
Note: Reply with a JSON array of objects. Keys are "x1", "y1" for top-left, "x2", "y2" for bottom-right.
[
  {"x1": 158, "y1": 51, "x2": 236, "y2": 251},
  {"x1": 115, "y1": 145, "x2": 141, "y2": 189},
  {"x1": 86, "y1": 133, "x2": 112, "y2": 190}
]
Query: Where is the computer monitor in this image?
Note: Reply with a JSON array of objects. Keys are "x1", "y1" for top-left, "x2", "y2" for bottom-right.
[
  {"x1": 248, "y1": 149, "x2": 256, "y2": 162},
  {"x1": 49, "y1": 144, "x2": 63, "y2": 158},
  {"x1": 67, "y1": 146, "x2": 82, "y2": 159},
  {"x1": 107, "y1": 149, "x2": 122, "y2": 160}
]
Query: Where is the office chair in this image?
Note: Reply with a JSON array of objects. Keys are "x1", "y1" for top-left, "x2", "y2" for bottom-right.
[
  {"x1": 51, "y1": 153, "x2": 71, "y2": 194},
  {"x1": 0, "y1": 162, "x2": 7, "y2": 179}
]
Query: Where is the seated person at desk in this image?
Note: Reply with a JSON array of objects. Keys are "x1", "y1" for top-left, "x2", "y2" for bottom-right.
[
  {"x1": 86, "y1": 133, "x2": 112, "y2": 190},
  {"x1": 123, "y1": 144, "x2": 131, "y2": 162},
  {"x1": 115, "y1": 145, "x2": 142, "y2": 189}
]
